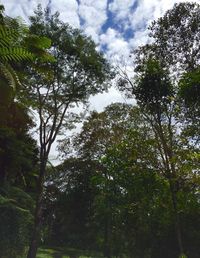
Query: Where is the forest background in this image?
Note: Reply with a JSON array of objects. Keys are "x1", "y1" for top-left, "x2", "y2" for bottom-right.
[{"x1": 0, "y1": 2, "x2": 199, "y2": 258}]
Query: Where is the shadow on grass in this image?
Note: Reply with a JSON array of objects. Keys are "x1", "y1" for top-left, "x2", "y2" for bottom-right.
[
  {"x1": 52, "y1": 252, "x2": 62, "y2": 258},
  {"x1": 52, "y1": 250, "x2": 77, "y2": 258},
  {"x1": 52, "y1": 251, "x2": 79, "y2": 258},
  {"x1": 52, "y1": 248, "x2": 79, "y2": 258}
]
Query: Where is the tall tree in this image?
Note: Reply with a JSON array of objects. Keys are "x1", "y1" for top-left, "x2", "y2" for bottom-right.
[
  {"x1": 59, "y1": 103, "x2": 158, "y2": 257},
  {"x1": 118, "y1": 3, "x2": 200, "y2": 257},
  {"x1": 58, "y1": 102, "x2": 199, "y2": 257},
  {"x1": 0, "y1": 7, "x2": 49, "y2": 257},
  {"x1": 25, "y1": 6, "x2": 112, "y2": 258}
]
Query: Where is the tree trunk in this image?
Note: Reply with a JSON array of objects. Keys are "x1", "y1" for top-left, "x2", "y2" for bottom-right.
[
  {"x1": 0, "y1": 159, "x2": 7, "y2": 186},
  {"x1": 27, "y1": 194, "x2": 43, "y2": 258},
  {"x1": 103, "y1": 210, "x2": 111, "y2": 258},
  {"x1": 169, "y1": 180, "x2": 185, "y2": 256},
  {"x1": 155, "y1": 121, "x2": 185, "y2": 257},
  {"x1": 27, "y1": 160, "x2": 46, "y2": 258}
]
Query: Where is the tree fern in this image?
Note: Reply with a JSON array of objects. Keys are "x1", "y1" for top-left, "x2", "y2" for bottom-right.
[
  {"x1": 0, "y1": 63, "x2": 20, "y2": 88},
  {"x1": 0, "y1": 21, "x2": 33, "y2": 95},
  {"x1": 0, "y1": 5, "x2": 53, "y2": 102}
]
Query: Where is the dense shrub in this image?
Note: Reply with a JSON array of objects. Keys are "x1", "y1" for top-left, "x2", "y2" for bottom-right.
[{"x1": 0, "y1": 187, "x2": 34, "y2": 258}]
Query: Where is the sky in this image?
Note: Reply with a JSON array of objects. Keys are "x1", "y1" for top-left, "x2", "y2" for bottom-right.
[
  {"x1": 2, "y1": 0, "x2": 198, "y2": 163},
  {"x1": 2, "y1": 0, "x2": 198, "y2": 111}
]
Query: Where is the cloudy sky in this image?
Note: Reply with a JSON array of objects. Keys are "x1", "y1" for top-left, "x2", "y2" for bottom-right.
[
  {"x1": 2, "y1": 1, "x2": 198, "y2": 108},
  {"x1": 3, "y1": 0, "x2": 197, "y2": 56},
  {"x1": 2, "y1": 0, "x2": 198, "y2": 162}
]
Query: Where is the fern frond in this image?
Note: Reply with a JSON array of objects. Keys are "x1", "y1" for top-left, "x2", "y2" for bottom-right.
[
  {"x1": 0, "y1": 25, "x2": 18, "y2": 41},
  {"x1": 0, "y1": 47, "x2": 34, "y2": 62},
  {"x1": 0, "y1": 25, "x2": 34, "y2": 62},
  {"x1": 0, "y1": 63, "x2": 19, "y2": 90}
]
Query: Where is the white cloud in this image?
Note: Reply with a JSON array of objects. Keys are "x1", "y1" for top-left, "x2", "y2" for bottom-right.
[
  {"x1": 84, "y1": 26, "x2": 99, "y2": 42},
  {"x1": 51, "y1": 0, "x2": 80, "y2": 28},
  {"x1": 89, "y1": 87, "x2": 135, "y2": 112},
  {"x1": 3, "y1": 0, "x2": 200, "y2": 53},
  {"x1": 100, "y1": 28, "x2": 131, "y2": 62},
  {"x1": 129, "y1": 0, "x2": 176, "y2": 31},
  {"x1": 1, "y1": 0, "x2": 44, "y2": 21},
  {"x1": 1, "y1": 0, "x2": 80, "y2": 27},
  {"x1": 128, "y1": 0, "x2": 198, "y2": 47},
  {"x1": 109, "y1": 0, "x2": 136, "y2": 20},
  {"x1": 129, "y1": 29, "x2": 150, "y2": 49},
  {"x1": 78, "y1": 0, "x2": 107, "y2": 42}
]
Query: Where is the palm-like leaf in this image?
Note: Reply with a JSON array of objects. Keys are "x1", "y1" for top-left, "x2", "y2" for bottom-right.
[
  {"x1": 0, "y1": 11, "x2": 53, "y2": 103},
  {"x1": 0, "y1": 63, "x2": 20, "y2": 89},
  {"x1": 0, "y1": 24, "x2": 34, "y2": 96}
]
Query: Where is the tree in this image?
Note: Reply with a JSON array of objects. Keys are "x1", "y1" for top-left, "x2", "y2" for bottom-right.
[
  {"x1": 118, "y1": 3, "x2": 200, "y2": 257},
  {"x1": 60, "y1": 103, "x2": 138, "y2": 160},
  {"x1": 0, "y1": 186, "x2": 34, "y2": 258},
  {"x1": 135, "y1": 2, "x2": 200, "y2": 77},
  {"x1": 132, "y1": 2, "x2": 200, "y2": 146},
  {"x1": 0, "y1": 4, "x2": 53, "y2": 107},
  {"x1": 178, "y1": 68, "x2": 200, "y2": 143},
  {"x1": 43, "y1": 158, "x2": 99, "y2": 250},
  {"x1": 25, "y1": 6, "x2": 113, "y2": 258},
  {"x1": 124, "y1": 59, "x2": 185, "y2": 257},
  {"x1": 57, "y1": 101, "x2": 200, "y2": 257},
  {"x1": 59, "y1": 103, "x2": 158, "y2": 257},
  {"x1": 0, "y1": 5, "x2": 32, "y2": 98},
  {"x1": 0, "y1": 4, "x2": 53, "y2": 187},
  {"x1": 0, "y1": 5, "x2": 58, "y2": 258}
]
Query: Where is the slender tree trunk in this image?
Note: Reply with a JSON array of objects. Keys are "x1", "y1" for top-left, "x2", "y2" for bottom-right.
[
  {"x1": 169, "y1": 180, "x2": 185, "y2": 256},
  {"x1": 104, "y1": 216, "x2": 111, "y2": 258},
  {"x1": 155, "y1": 120, "x2": 185, "y2": 257},
  {"x1": 103, "y1": 171, "x2": 112, "y2": 258},
  {"x1": 27, "y1": 160, "x2": 47, "y2": 258},
  {"x1": 0, "y1": 169, "x2": 6, "y2": 185},
  {"x1": 26, "y1": 202, "x2": 42, "y2": 258},
  {"x1": 0, "y1": 159, "x2": 7, "y2": 185},
  {"x1": 168, "y1": 150, "x2": 185, "y2": 256}
]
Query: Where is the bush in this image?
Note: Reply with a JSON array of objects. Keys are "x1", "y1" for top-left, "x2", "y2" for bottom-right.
[{"x1": 0, "y1": 188, "x2": 34, "y2": 258}]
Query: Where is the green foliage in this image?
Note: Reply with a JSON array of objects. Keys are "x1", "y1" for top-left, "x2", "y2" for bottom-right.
[
  {"x1": 118, "y1": 3, "x2": 200, "y2": 257},
  {"x1": 60, "y1": 103, "x2": 142, "y2": 161},
  {"x1": 57, "y1": 104, "x2": 173, "y2": 257},
  {"x1": 0, "y1": 21, "x2": 33, "y2": 93},
  {"x1": 21, "y1": 6, "x2": 113, "y2": 258},
  {"x1": 0, "y1": 2, "x2": 199, "y2": 258},
  {"x1": 43, "y1": 159, "x2": 99, "y2": 250},
  {"x1": 0, "y1": 9, "x2": 40, "y2": 253},
  {"x1": 0, "y1": 5, "x2": 54, "y2": 107},
  {"x1": 27, "y1": 6, "x2": 113, "y2": 112},
  {"x1": 58, "y1": 94, "x2": 199, "y2": 258},
  {"x1": 0, "y1": 186, "x2": 34, "y2": 258},
  {"x1": 149, "y1": 2, "x2": 200, "y2": 73},
  {"x1": 179, "y1": 68, "x2": 200, "y2": 110},
  {"x1": 0, "y1": 126, "x2": 38, "y2": 186},
  {"x1": 134, "y1": 58, "x2": 173, "y2": 110}
]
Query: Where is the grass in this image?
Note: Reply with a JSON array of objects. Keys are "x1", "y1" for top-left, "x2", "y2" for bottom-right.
[
  {"x1": 36, "y1": 248, "x2": 57, "y2": 258},
  {"x1": 36, "y1": 247, "x2": 103, "y2": 258}
]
